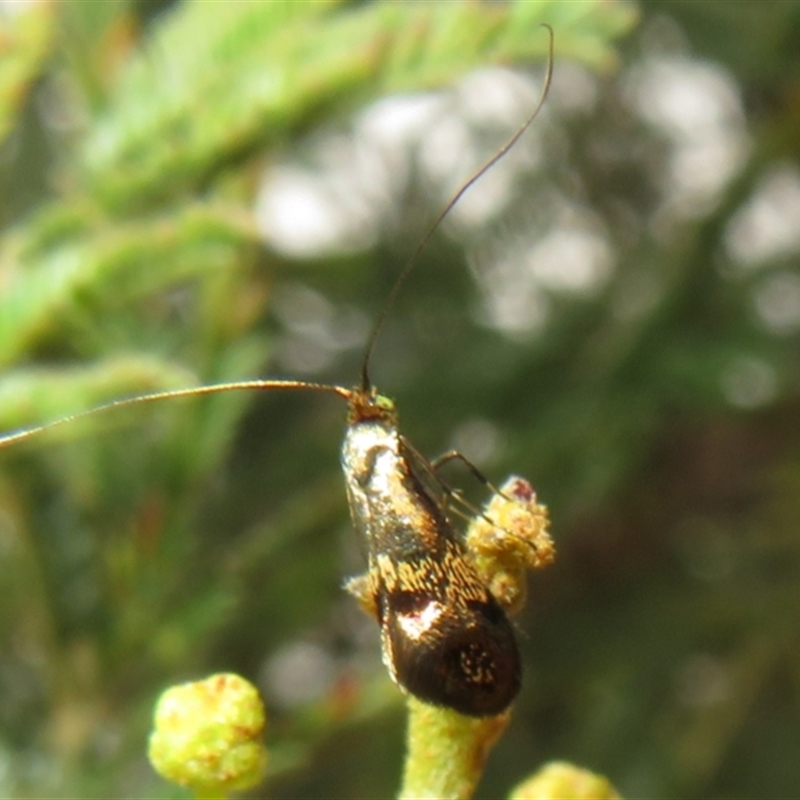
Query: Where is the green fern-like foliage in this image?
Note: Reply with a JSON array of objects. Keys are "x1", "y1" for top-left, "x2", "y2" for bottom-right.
[{"x1": 0, "y1": 2, "x2": 635, "y2": 796}]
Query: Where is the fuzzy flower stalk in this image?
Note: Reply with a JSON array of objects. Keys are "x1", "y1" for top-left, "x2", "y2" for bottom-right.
[
  {"x1": 148, "y1": 673, "x2": 267, "y2": 800},
  {"x1": 399, "y1": 476, "x2": 554, "y2": 800}
]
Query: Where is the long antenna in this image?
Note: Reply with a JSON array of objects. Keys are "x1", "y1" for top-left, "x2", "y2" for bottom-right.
[
  {"x1": 359, "y1": 24, "x2": 555, "y2": 391},
  {"x1": 0, "y1": 380, "x2": 351, "y2": 448}
]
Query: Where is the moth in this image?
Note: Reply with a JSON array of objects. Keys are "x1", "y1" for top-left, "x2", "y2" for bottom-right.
[{"x1": 0, "y1": 28, "x2": 555, "y2": 718}]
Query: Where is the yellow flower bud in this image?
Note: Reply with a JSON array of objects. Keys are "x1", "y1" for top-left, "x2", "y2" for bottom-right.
[
  {"x1": 148, "y1": 673, "x2": 267, "y2": 795},
  {"x1": 466, "y1": 476, "x2": 554, "y2": 615},
  {"x1": 509, "y1": 761, "x2": 621, "y2": 800}
]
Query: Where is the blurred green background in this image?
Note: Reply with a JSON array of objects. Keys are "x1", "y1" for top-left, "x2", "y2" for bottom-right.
[{"x1": 1, "y1": 1, "x2": 799, "y2": 797}]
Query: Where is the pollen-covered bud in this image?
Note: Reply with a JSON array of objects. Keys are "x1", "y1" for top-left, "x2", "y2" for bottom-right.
[
  {"x1": 148, "y1": 673, "x2": 267, "y2": 795},
  {"x1": 509, "y1": 761, "x2": 622, "y2": 800},
  {"x1": 466, "y1": 476, "x2": 554, "y2": 616}
]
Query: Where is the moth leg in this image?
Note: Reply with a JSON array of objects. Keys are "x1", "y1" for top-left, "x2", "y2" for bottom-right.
[
  {"x1": 432, "y1": 451, "x2": 548, "y2": 563},
  {"x1": 430, "y1": 449, "x2": 511, "y2": 526},
  {"x1": 430, "y1": 449, "x2": 512, "y2": 501},
  {"x1": 400, "y1": 436, "x2": 515, "y2": 532}
]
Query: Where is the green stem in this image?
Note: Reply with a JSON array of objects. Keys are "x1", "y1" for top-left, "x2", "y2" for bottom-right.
[
  {"x1": 398, "y1": 698, "x2": 510, "y2": 800},
  {"x1": 192, "y1": 787, "x2": 227, "y2": 800}
]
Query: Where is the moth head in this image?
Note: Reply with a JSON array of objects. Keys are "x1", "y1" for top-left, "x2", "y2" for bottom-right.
[{"x1": 348, "y1": 387, "x2": 398, "y2": 426}]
